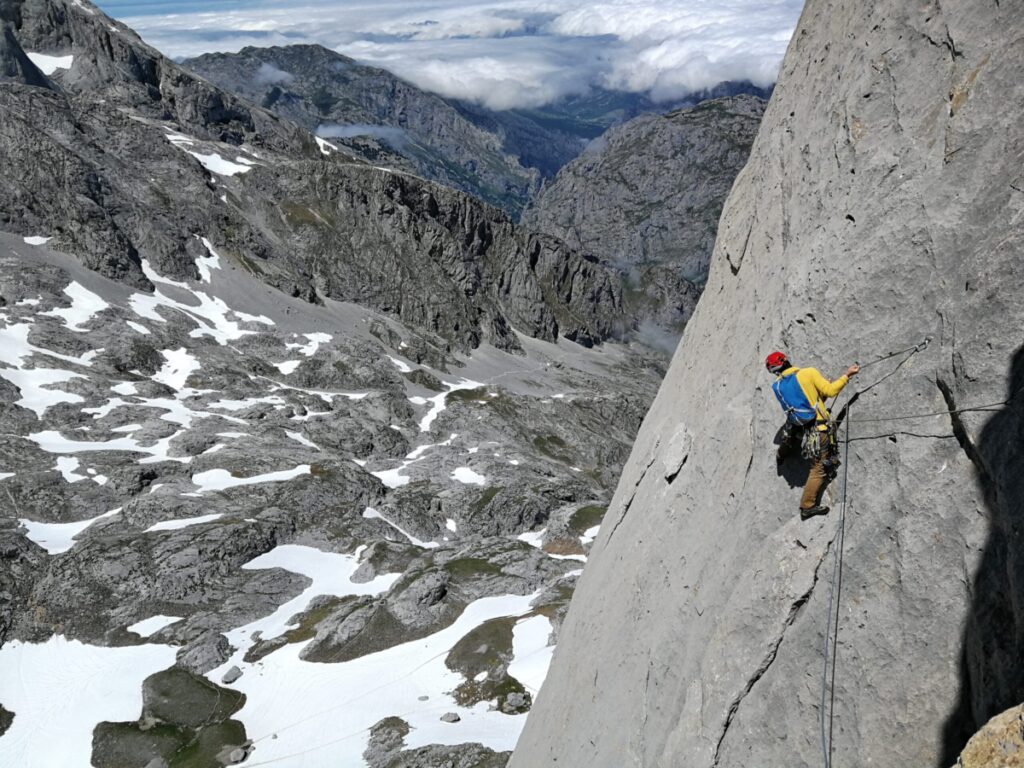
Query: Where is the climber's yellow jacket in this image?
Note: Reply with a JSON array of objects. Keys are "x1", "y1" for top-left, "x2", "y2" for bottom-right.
[{"x1": 780, "y1": 366, "x2": 849, "y2": 430}]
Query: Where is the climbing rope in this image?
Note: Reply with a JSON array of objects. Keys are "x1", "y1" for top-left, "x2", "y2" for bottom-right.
[
  {"x1": 849, "y1": 386, "x2": 1024, "y2": 424},
  {"x1": 813, "y1": 338, "x2": 1022, "y2": 768},
  {"x1": 854, "y1": 340, "x2": 932, "y2": 371},
  {"x1": 819, "y1": 405, "x2": 851, "y2": 768}
]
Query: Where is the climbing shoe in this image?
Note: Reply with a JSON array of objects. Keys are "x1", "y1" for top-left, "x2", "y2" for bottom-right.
[{"x1": 800, "y1": 505, "x2": 830, "y2": 520}]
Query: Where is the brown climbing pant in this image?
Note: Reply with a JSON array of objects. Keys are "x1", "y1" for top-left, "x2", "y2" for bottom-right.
[{"x1": 800, "y1": 428, "x2": 835, "y2": 510}]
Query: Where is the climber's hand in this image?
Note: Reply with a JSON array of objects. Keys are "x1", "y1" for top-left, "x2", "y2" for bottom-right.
[{"x1": 846, "y1": 364, "x2": 861, "y2": 378}]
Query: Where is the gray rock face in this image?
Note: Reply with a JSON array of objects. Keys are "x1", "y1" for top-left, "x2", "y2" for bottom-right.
[
  {"x1": 524, "y1": 96, "x2": 764, "y2": 335},
  {"x1": 511, "y1": 1, "x2": 1024, "y2": 767}
]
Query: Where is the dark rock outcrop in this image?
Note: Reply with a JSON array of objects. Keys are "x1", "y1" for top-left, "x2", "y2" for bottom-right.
[
  {"x1": 511, "y1": 1, "x2": 1024, "y2": 766},
  {"x1": 524, "y1": 95, "x2": 764, "y2": 335}
]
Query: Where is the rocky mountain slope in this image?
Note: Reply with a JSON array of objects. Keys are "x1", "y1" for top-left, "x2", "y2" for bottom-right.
[
  {"x1": 524, "y1": 95, "x2": 764, "y2": 336},
  {"x1": 511, "y1": 1, "x2": 1024, "y2": 766},
  {"x1": 183, "y1": 45, "x2": 545, "y2": 216},
  {"x1": 0, "y1": 1, "x2": 668, "y2": 766},
  {"x1": 0, "y1": 1, "x2": 622, "y2": 355},
  {"x1": 183, "y1": 47, "x2": 771, "y2": 220}
]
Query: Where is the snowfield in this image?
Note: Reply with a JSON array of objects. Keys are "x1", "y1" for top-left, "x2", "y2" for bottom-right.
[
  {"x1": 0, "y1": 223, "x2": 590, "y2": 768},
  {"x1": 212, "y1": 589, "x2": 549, "y2": 767},
  {"x1": 0, "y1": 636, "x2": 177, "y2": 768}
]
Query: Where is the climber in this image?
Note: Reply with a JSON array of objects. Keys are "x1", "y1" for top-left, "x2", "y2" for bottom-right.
[{"x1": 765, "y1": 351, "x2": 860, "y2": 520}]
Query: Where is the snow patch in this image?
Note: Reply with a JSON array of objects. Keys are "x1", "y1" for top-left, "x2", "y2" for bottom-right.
[
  {"x1": 145, "y1": 513, "x2": 223, "y2": 532},
  {"x1": 22, "y1": 236, "x2": 51, "y2": 246},
  {"x1": 507, "y1": 615, "x2": 555, "y2": 694},
  {"x1": 130, "y1": 260, "x2": 265, "y2": 345},
  {"x1": 410, "y1": 378, "x2": 484, "y2": 432},
  {"x1": 152, "y1": 347, "x2": 200, "y2": 391},
  {"x1": 296, "y1": 332, "x2": 332, "y2": 357},
  {"x1": 196, "y1": 238, "x2": 222, "y2": 282},
  {"x1": 186, "y1": 150, "x2": 252, "y2": 176},
  {"x1": 128, "y1": 615, "x2": 181, "y2": 638},
  {"x1": 315, "y1": 136, "x2": 338, "y2": 155},
  {"x1": 285, "y1": 430, "x2": 319, "y2": 450},
  {"x1": 451, "y1": 466, "x2": 487, "y2": 486},
  {"x1": 55, "y1": 456, "x2": 86, "y2": 483},
  {"x1": 0, "y1": 323, "x2": 92, "y2": 415},
  {"x1": 126, "y1": 321, "x2": 150, "y2": 335},
  {"x1": 221, "y1": 544, "x2": 399, "y2": 651},
  {"x1": 363, "y1": 507, "x2": 438, "y2": 549},
  {"x1": 41, "y1": 282, "x2": 109, "y2": 332},
  {"x1": 28, "y1": 429, "x2": 190, "y2": 465},
  {"x1": 388, "y1": 356, "x2": 413, "y2": 373},
  {"x1": 19, "y1": 508, "x2": 120, "y2": 555},
  {"x1": 25, "y1": 52, "x2": 73, "y2": 75},
  {"x1": 191, "y1": 465, "x2": 311, "y2": 493},
  {"x1": 517, "y1": 529, "x2": 546, "y2": 549},
  {"x1": 274, "y1": 360, "x2": 302, "y2": 375}
]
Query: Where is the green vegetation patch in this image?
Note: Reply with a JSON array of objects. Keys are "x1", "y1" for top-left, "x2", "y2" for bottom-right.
[
  {"x1": 445, "y1": 616, "x2": 516, "y2": 677},
  {"x1": 171, "y1": 721, "x2": 247, "y2": 768},
  {"x1": 309, "y1": 463, "x2": 333, "y2": 479},
  {"x1": 443, "y1": 557, "x2": 503, "y2": 580},
  {"x1": 283, "y1": 595, "x2": 361, "y2": 645},
  {"x1": 92, "y1": 670, "x2": 248, "y2": 768},
  {"x1": 234, "y1": 252, "x2": 264, "y2": 276},
  {"x1": 453, "y1": 673, "x2": 528, "y2": 709},
  {"x1": 445, "y1": 617, "x2": 531, "y2": 709},
  {"x1": 92, "y1": 720, "x2": 248, "y2": 768},
  {"x1": 446, "y1": 387, "x2": 489, "y2": 404},
  {"x1": 142, "y1": 668, "x2": 245, "y2": 727},
  {"x1": 532, "y1": 434, "x2": 572, "y2": 463},
  {"x1": 568, "y1": 505, "x2": 607, "y2": 535},
  {"x1": 472, "y1": 486, "x2": 503, "y2": 515}
]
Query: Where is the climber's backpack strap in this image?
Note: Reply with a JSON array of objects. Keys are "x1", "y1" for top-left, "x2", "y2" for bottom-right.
[{"x1": 772, "y1": 369, "x2": 818, "y2": 425}]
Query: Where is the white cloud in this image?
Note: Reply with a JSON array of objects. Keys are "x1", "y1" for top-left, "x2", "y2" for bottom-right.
[
  {"x1": 254, "y1": 61, "x2": 295, "y2": 85},
  {"x1": 108, "y1": 0, "x2": 805, "y2": 109}
]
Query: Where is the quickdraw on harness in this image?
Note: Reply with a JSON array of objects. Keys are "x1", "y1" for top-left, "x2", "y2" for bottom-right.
[{"x1": 800, "y1": 421, "x2": 840, "y2": 468}]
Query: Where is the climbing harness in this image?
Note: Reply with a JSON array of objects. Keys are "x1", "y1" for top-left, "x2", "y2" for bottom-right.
[{"x1": 800, "y1": 421, "x2": 839, "y2": 464}]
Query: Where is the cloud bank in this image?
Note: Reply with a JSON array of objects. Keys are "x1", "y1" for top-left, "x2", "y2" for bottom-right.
[{"x1": 98, "y1": 0, "x2": 804, "y2": 110}]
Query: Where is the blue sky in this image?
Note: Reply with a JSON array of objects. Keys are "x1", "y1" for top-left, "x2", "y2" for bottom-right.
[{"x1": 95, "y1": 0, "x2": 804, "y2": 110}]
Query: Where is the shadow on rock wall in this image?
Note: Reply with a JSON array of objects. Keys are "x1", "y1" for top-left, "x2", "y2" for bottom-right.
[{"x1": 939, "y1": 345, "x2": 1024, "y2": 766}]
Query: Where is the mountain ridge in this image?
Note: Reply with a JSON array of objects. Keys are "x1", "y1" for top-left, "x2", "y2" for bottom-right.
[{"x1": 0, "y1": 0, "x2": 625, "y2": 353}]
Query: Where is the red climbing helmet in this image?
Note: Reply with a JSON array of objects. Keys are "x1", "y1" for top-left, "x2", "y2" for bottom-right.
[{"x1": 765, "y1": 351, "x2": 789, "y2": 373}]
